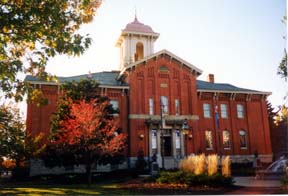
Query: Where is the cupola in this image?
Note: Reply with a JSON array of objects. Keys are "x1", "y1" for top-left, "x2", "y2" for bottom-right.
[{"x1": 116, "y1": 15, "x2": 159, "y2": 71}]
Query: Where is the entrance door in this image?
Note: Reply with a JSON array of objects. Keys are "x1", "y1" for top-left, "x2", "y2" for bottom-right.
[{"x1": 163, "y1": 136, "x2": 172, "y2": 156}]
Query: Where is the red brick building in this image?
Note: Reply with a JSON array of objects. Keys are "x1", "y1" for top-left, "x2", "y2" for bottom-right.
[{"x1": 25, "y1": 16, "x2": 272, "y2": 169}]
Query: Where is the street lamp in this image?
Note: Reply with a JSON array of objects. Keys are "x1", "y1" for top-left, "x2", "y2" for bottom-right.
[{"x1": 182, "y1": 119, "x2": 189, "y2": 157}]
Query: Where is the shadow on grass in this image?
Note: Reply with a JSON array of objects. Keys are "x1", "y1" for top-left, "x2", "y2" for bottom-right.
[{"x1": 0, "y1": 184, "x2": 131, "y2": 195}]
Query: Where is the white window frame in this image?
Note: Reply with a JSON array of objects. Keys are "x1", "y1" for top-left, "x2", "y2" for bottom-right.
[
  {"x1": 220, "y1": 104, "x2": 228, "y2": 118},
  {"x1": 110, "y1": 100, "x2": 119, "y2": 110},
  {"x1": 237, "y1": 104, "x2": 244, "y2": 118},
  {"x1": 175, "y1": 130, "x2": 181, "y2": 149},
  {"x1": 149, "y1": 98, "x2": 154, "y2": 115},
  {"x1": 203, "y1": 103, "x2": 211, "y2": 118},
  {"x1": 175, "y1": 99, "x2": 180, "y2": 116},
  {"x1": 151, "y1": 130, "x2": 157, "y2": 149}
]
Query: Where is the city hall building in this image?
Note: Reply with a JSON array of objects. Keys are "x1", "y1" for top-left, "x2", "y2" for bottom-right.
[{"x1": 25, "y1": 17, "x2": 273, "y2": 170}]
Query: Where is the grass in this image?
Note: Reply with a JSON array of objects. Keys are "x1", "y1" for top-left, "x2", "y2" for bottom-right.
[{"x1": 0, "y1": 183, "x2": 131, "y2": 195}]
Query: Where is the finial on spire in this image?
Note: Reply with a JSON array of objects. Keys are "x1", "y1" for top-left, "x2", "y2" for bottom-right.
[{"x1": 134, "y1": 6, "x2": 138, "y2": 21}]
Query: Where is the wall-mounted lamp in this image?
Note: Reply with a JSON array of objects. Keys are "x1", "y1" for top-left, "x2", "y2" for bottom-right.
[
  {"x1": 188, "y1": 134, "x2": 193, "y2": 139},
  {"x1": 139, "y1": 134, "x2": 144, "y2": 140},
  {"x1": 182, "y1": 118, "x2": 189, "y2": 135}
]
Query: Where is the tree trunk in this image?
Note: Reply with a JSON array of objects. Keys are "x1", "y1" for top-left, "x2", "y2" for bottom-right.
[{"x1": 86, "y1": 164, "x2": 92, "y2": 186}]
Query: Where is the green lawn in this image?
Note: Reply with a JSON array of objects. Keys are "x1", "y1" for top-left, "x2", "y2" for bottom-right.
[{"x1": 0, "y1": 183, "x2": 131, "y2": 195}]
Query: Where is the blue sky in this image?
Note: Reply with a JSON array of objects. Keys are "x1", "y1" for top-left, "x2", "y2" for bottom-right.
[{"x1": 44, "y1": 0, "x2": 287, "y2": 109}]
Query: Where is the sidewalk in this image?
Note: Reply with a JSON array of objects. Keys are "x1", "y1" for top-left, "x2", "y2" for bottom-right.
[
  {"x1": 234, "y1": 176, "x2": 281, "y2": 187},
  {"x1": 225, "y1": 177, "x2": 287, "y2": 194}
]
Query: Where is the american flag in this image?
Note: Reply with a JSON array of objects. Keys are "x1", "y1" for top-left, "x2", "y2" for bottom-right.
[{"x1": 215, "y1": 105, "x2": 219, "y2": 129}]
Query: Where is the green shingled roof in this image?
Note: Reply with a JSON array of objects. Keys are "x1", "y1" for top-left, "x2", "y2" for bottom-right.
[
  {"x1": 25, "y1": 71, "x2": 269, "y2": 94},
  {"x1": 24, "y1": 71, "x2": 128, "y2": 87},
  {"x1": 196, "y1": 80, "x2": 268, "y2": 94}
]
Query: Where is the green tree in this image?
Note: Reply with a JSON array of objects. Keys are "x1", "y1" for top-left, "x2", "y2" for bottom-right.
[
  {"x1": 0, "y1": 0, "x2": 102, "y2": 101},
  {"x1": 277, "y1": 15, "x2": 287, "y2": 81},
  {"x1": 267, "y1": 101, "x2": 277, "y2": 129},
  {"x1": 0, "y1": 102, "x2": 44, "y2": 167},
  {"x1": 277, "y1": 49, "x2": 287, "y2": 81}
]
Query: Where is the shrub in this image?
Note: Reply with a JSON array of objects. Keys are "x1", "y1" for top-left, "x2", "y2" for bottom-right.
[
  {"x1": 153, "y1": 170, "x2": 234, "y2": 187},
  {"x1": 282, "y1": 175, "x2": 288, "y2": 185},
  {"x1": 12, "y1": 167, "x2": 30, "y2": 179},
  {"x1": 156, "y1": 170, "x2": 185, "y2": 184},
  {"x1": 207, "y1": 154, "x2": 218, "y2": 176},
  {"x1": 283, "y1": 167, "x2": 288, "y2": 185},
  {"x1": 179, "y1": 154, "x2": 207, "y2": 175},
  {"x1": 179, "y1": 154, "x2": 231, "y2": 177},
  {"x1": 222, "y1": 156, "x2": 231, "y2": 177},
  {"x1": 194, "y1": 154, "x2": 206, "y2": 175},
  {"x1": 179, "y1": 155, "x2": 195, "y2": 173}
]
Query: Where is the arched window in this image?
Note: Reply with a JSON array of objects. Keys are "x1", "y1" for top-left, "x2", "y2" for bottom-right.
[
  {"x1": 160, "y1": 96, "x2": 169, "y2": 115},
  {"x1": 135, "y1": 42, "x2": 144, "y2": 61},
  {"x1": 239, "y1": 130, "x2": 248, "y2": 149},
  {"x1": 205, "y1": 130, "x2": 213, "y2": 150},
  {"x1": 158, "y1": 65, "x2": 169, "y2": 72},
  {"x1": 222, "y1": 130, "x2": 231, "y2": 149}
]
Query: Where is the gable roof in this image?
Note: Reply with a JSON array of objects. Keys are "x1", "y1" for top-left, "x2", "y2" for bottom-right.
[
  {"x1": 118, "y1": 49, "x2": 203, "y2": 78},
  {"x1": 197, "y1": 80, "x2": 271, "y2": 95},
  {"x1": 25, "y1": 71, "x2": 129, "y2": 88}
]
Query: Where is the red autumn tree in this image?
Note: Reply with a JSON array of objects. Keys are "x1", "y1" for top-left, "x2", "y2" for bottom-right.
[{"x1": 44, "y1": 98, "x2": 126, "y2": 185}]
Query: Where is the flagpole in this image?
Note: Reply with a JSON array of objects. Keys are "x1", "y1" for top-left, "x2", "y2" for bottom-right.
[
  {"x1": 215, "y1": 104, "x2": 222, "y2": 164},
  {"x1": 160, "y1": 99, "x2": 165, "y2": 169}
]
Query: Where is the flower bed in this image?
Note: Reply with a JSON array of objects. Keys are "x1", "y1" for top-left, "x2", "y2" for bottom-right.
[{"x1": 146, "y1": 170, "x2": 234, "y2": 187}]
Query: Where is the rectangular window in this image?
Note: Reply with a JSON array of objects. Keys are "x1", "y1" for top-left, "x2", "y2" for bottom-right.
[
  {"x1": 203, "y1": 103, "x2": 211, "y2": 118},
  {"x1": 149, "y1": 98, "x2": 154, "y2": 115},
  {"x1": 175, "y1": 99, "x2": 180, "y2": 115},
  {"x1": 110, "y1": 100, "x2": 119, "y2": 110},
  {"x1": 161, "y1": 96, "x2": 169, "y2": 115},
  {"x1": 237, "y1": 104, "x2": 244, "y2": 118},
  {"x1": 223, "y1": 130, "x2": 231, "y2": 149},
  {"x1": 220, "y1": 104, "x2": 228, "y2": 118},
  {"x1": 175, "y1": 130, "x2": 180, "y2": 149},
  {"x1": 151, "y1": 130, "x2": 157, "y2": 149},
  {"x1": 239, "y1": 130, "x2": 248, "y2": 149},
  {"x1": 205, "y1": 130, "x2": 213, "y2": 149}
]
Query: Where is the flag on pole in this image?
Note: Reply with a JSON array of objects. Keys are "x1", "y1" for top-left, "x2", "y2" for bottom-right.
[{"x1": 215, "y1": 105, "x2": 220, "y2": 129}]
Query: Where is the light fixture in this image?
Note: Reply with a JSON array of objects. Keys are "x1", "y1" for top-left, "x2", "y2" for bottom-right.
[
  {"x1": 139, "y1": 134, "x2": 144, "y2": 139},
  {"x1": 182, "y1": 118, "x2": 189, "y2": 135}
]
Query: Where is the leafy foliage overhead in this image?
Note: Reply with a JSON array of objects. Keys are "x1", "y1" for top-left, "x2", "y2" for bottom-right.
[
  {"x1": 277, "y1": 49, "x2": 287, "y2": 81},
  {"x1": 0, "y1": 0, "x2": 102, "y2": 101},
  {"x1": 277, "y1": 15, "x2": 287, "y2": 81}
]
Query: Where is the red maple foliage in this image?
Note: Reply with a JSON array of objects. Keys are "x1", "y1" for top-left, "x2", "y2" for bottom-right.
[
  {"x1": 51, "y1": 98, "x2": 126, "y2": 184},
  {"x1": 57, "y1": 98, "x2": 126, "y2": 152}
]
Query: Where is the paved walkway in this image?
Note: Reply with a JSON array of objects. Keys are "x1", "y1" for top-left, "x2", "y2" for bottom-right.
[{"x1": 234, "y1": 176, "x2": 281, "y2": 187}]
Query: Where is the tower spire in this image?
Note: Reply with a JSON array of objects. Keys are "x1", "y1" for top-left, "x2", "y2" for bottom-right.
[{"x1": 134, "y1": 6, "x2": 138, "y2": 21}]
